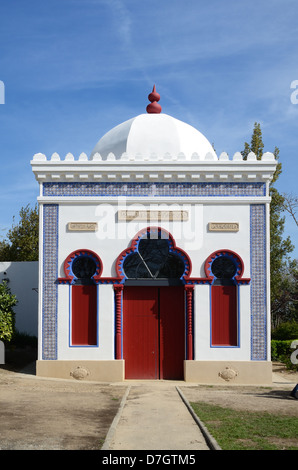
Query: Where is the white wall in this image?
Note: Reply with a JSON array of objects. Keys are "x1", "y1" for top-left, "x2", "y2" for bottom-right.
[
  {"x1": 56, "y1": 201, "x2": 252, "y2": 361},
  {"x1": 57, "y1": 284, "x2": 115, "y2": 360},
  {"x1": 57, "y1": 202, "x2": 251, "y2": 279},
  {"x1": 0, "y1": 261, "x2": 38, "y2": 336},
  {"x1": 194, "y1": 284, "x2": 251, "y2": 361}
]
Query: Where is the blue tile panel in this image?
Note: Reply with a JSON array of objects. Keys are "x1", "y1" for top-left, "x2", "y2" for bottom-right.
[
  {"x1": 43, "y1": 182, "x2": 266, "y2": 197},
  {"x1": 250, "y1": 204, "x2": 267, "y2": 360},
  {"x1": 42, "y1": 204, "x2": 58, "y2": 360}
]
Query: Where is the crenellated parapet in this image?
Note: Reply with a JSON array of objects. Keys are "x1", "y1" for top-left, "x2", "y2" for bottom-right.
[{"x1": 31, "y1": 150, "x2": 277, "y2": 185}]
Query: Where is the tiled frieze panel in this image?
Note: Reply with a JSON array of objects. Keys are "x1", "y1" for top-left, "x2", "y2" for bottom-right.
[
  {"x1": 43, "y1": 182, "x2": 266, "y2": 197},
  {"x1": 42, "y1": 204, "x2": 58, "y2": 360},
  {"x1": 250, "y1": 204, "x2": 267, "y2": 360}
]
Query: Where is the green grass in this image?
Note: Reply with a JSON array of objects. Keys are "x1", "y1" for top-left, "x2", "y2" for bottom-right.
[{"x1": 191, "y1": 402, "x2": 298, "y2": 450}]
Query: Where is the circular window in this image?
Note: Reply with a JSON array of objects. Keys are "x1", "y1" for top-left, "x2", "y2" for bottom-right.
[
  {"x1": 211, "y1": 256, "x2": 237, "y2": 279},
  {"x1": 72, "y1": 256, "x2": 97, "y2": 280}
]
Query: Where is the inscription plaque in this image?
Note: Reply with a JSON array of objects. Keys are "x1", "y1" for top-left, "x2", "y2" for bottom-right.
[
  {"x1": 67, "y1": 222, "x2": 98, "y2": 232},
  {"x1": 208, "y1": 222, "x2": 239, "y2": 232},
  {"x1": 118, "y1": 210, "x2": 189, "y2": 221}
]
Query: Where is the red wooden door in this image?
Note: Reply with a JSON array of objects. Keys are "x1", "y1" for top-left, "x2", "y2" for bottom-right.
[
  {"x1": 123, "y1": 286, "x2": 184, "y2": 379},
  {"x1": 71, "y1": 285, "x2": 97, "y2": 345},
  {"x1": 123, "y1": 287, "x2": 159, "y2": 379},
  {"x1": 159, "y1": 286, "x2": 185, "y2": 379},
  {"x1": 211, "y1": 286, "x2": 237, "y2": 346}
]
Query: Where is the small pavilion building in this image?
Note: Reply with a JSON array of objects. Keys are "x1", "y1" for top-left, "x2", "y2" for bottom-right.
[{"x1": 31, "y1": 87, "x2": 277, "y2": 384}]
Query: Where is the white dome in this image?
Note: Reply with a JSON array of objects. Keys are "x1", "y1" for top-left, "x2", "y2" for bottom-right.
[{"x1": 90, "y1": 113, "x2": 217, "y2": 161}]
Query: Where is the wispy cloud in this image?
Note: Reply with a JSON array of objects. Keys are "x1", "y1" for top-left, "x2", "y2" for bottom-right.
[{"x1": 0, "y1": 0, "x2": 298, "y2": 255}]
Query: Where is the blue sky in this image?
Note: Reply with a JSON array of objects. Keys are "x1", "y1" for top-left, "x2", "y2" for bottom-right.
[{"x1": 0, "y1": 0, "x2": 297, "y2": 257}]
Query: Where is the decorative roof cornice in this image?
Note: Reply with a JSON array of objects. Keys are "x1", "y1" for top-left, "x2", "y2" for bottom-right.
[{"x1": 31, "y1": 151, "x2": 277, "y2": 183}]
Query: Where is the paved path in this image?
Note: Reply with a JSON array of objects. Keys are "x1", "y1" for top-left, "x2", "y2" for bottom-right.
[{"x1": 103, "y1": 382, "x2": 211, "y2": 451}]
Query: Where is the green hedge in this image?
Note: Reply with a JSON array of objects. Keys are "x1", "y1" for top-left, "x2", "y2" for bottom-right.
[
  {"x1": 271, "y1": 339, "x2": 298, "y2": 370},
  {"x1": 272, "y1": 322, "x2": 298, "y2": 340},
  {"x1": 0, "y1": 281, "x2": 17, "y2": 343}
]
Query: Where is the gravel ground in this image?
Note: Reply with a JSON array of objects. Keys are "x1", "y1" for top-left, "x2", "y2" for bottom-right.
[
  {"x1": 0, "y1": 348, "x2": 127, "y2": 450},
  {"x1": 0, "y1": 348, "x2": 297, "y2": 450}
]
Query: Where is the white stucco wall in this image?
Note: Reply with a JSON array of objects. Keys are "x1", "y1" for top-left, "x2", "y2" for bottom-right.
[
  {"x1": 54, "y1": 200, "x2": 252, "y2": 362},
  {"x1": 0, "y1": 261, "x2": 38, "y2": 336},
  {"x1": 57, "y1": 284, "x2": 115, "y2": 360},
  {"x1": 57, "y1": 201, "x2": 251, "y2": 279},
  {"x1": 194, "y1": 284, "x2": 251, "y2": 361}
]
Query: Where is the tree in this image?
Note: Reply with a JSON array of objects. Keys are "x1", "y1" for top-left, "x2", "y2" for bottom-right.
[
  {"x1": 0, "y1": 204, "x2": 39, "y2": 261},
  {"x1": 0, "y1": 281, "x2": 17, "y2": 343},
  {"x1": 270, "y1": 259, "x2": 298, "y2": 327},
  {"x1": 241, "y1": 122, "x2": 264, "y2": 160},
  {"x1": 282, "y1": 193, "x2": 298, "y2": 227},
  {"x1": 242, "y1": 123, "x2": 295, "y2": 328}
]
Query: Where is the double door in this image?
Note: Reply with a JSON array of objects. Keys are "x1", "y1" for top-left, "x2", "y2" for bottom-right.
[{"x1": 123, "y1": 286, "x2": 185, "y2": 379}]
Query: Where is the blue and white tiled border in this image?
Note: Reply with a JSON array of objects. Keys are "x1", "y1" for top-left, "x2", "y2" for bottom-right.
[
  {"x1": 250, "y1": 204, "x2": 267, "y2": 361},
  {"x1": 43, "y1": 182, "x2": 266, "y2": 198},
  {"x1": 42, "y1": 204, "x2": 58, "y2": 360}
]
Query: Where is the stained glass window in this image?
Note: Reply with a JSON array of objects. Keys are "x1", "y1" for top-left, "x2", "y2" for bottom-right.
[
  {"x1": 123, "y1": 238, "x2": 185, "y2": 279},
  {"x1": 72, "y1": 256, "x2": 97, "y2": 284},
  {"x1": 211, "y1": 256, "x2": 237, "y2": 280}
]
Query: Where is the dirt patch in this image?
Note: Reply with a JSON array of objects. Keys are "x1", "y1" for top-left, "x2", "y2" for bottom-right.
[
  {"x1": 0, "y1": 348, "x2": 127, "y2": 450},
  {"x1": 266, "y1": 437, "x2": 298, "y2": 450},
  {"x1": 181, "y1": 363, "x2": 298, "y2": 418},
  {"x1": 182, "y1": 385, "x2": 298, "y2": 417}
]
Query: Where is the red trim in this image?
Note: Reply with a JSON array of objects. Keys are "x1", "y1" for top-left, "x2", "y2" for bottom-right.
[
  {"x1": 57, "y1": 246, "x2": 250, "y2": 287},
  {"x1": 114, "y1": 285, "x2": 123, "y2": 360},
  {"x1": 185, "y1": 285, "x2": 194, "y2": 360},
  {"x1": 58, "y1": 249, "x2": 103, "y2": 284},
  {"x1": 204, "y1": 249, "x2": 250, "y2": 285}
]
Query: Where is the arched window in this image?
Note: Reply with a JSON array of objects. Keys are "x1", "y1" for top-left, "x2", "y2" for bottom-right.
[
  {"x1": 117, "y1": 227, "x2": 191, "y2": 284},
  {"x1": 211, "y1": 256, "x2": 237, "y2": 285},
  {"x1": 72, "y1": 255, "x2": 97, "y2": 284},
  {"x1": 205, "y1": 251, "x2": 241, "y2": 347},
  {"x1": 62, "y1": 250, "x2": 102, "y2": 346},
  {"x1": 123, "y1": 237, "x2": 185, "y2": 280}
]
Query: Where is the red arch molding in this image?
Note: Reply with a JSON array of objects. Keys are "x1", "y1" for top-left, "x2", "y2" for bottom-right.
[
  {"x1": 204, "y1": 249, "x2": 250, "y2": 285},
  {"x1": 57, "y1": 242, "x2": 250, "y2": 287},
  {"x1": 57, "y1": 249, "x2": 103, "y2": 284},
  {"x1": 115, "y1": 226, "x2": 192, "y2": 281}
]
